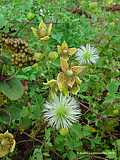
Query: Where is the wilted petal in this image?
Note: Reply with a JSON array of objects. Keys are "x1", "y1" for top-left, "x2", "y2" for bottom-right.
[
  {"x1": 39, "y1": 20, "x2": 47, "y2": 30},
  {"x1": 57, "y1": 45, "x2": 62, "y2": 54},
  {"x1": 40, "y1": 36, "x2": 49, "y2": 41},
  {"x1": 44, "y1": 79, "x2": 57, "y2": 87},
  {"x1": 69, "y1": 48, "x2": 77, "y2": 56},
  {"x1": 60, "y1": 58, "x2": 69, "y2": 72},
  {"x1": 72, "y1": 66, "x2": 85, "y2": 75},
  {"x1": 61, "y1": 85, "x2": 69, "y2": 96},
  {"x1": 57, "y1": 72, "x2": 66, "y2": 90},
  {"x1": 57, "y1": 72, "x2": 68, "y2": 95},
  {"x1": 75, "y1": 76, "x2": 82, "y2": 85},
  {"x1": 71, "y1": 85, "x2": 80, "y2": 95},
  {"x1": 61, "y1": 41, "x2": 68, "y2": 51},
  {"x1": 71, "y1": 66, "x2": 80, "y2": 75},
  {"x1": 67, "y1": 77, "x2": 75, "y2": 88},
  {"x1": 38, "y1": 28, "x2": 47, "y2": 38}
]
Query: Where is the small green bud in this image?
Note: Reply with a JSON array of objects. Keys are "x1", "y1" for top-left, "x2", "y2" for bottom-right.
[
  {"x1": 34, "y1": 52, "x2": 44, "y2": 61},
  {"x1": 59, "y1": 128, "x2": 69, "y2": 136},
  {"x1": 113, "y1": 109, "x2": 119, "y2": 114},
  {"x1": 48, "y1": 52, "x2": 58, "y2": 61},
  {"x1": 65, "y1": 70, "x2": 73, "y2": 77},
  {"x1": 27, "y1": 12, "x2": 35, "y2": 20}
]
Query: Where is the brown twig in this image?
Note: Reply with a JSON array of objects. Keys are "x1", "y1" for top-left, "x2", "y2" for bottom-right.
[
  {"x1": 80, "y1": 102, "x2": 103, "y2": 119},
  {"x1": 23, "y1": 131, "x2": 63, "y2": 159},
  {"x1": 17, "y1": 139, "x2": 33, "y2": 144},
  {"x1": 23, "y1": 132, "x2": 43, "y2": 144},
  {"x1": 92, "y1": 155, "x2": 107, "y2": 160},
  {"x1": 105, "y1": 4, "x2": 120, "y2": 12}
]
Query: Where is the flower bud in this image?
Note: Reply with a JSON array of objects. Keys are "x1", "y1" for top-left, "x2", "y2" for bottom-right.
[
  {"x1": 27, "y1": 12, "x2": 35, "y2": 20},
  {"x1": 34, "y1": 52, "x2": 44, "y2": 61},
  {"x1": 48, "y1": 52, "x2": 58, "y2": 61},
  {"x1": 65, "y1": 70, "x2": 73, "y2": 77},
  {"x1": 59, "y1": 128, "x2": 69, "y2": 136}
]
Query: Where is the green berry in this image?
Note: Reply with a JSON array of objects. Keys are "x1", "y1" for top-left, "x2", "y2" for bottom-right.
[
  {"x1": 27, "y1": 12, "x2": 35, "y2": 20},
  {"x1": 65, "y1": 70, "x2": 73, "y2": 77},
  {"x1": 49, "y1": 52, "x2": 58, "y2": 61}
]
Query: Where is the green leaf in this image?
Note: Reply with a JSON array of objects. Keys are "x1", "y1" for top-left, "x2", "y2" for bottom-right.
[
  {"x1": 20, "y1": 116, "x2": 32, "y2": 130},
  {"x1": 103, "y1": 150, "x2": 116, "y2": 159},
  {"x1": 0, "y1": 55, "x2": 11, "y2": 65},
  {"x1": 29, "y1": 147, "x2": 43, "y2": 160},
  {"x1": 116, "y1": 139, "x2": 120, "y2": 147},
  {"x1": 52, "y1": 33, "x2": 63, "y2": 43},
  {"x1": 0, "y1": 14, "x2": 6, "y2": 28},
  {"x1": 82, "y1": 125, "x2": 92, "y2": 137},
  {"x1": 115, "y1": 139, "x2": 120, "y2": 151},
  {"x1": 71, "y1": 85, "x2": 80, "y2": 95},
  {"x1": 13, "y1": 0, "x2": 33, "y2": 10},
  {"x1": 16, "y1": 75, "x2": 28, "y2": 80},
  {"x1": 0, "y1": 78, "x2": 24, "y2": 100},
  {"x1": 0, "y1": 109, "x2": 11, "y2": 125},
  {"x1": 45, "y1": 128, "x2": 51, "y2": 141},
  {"x1": 6, "y1": 104, "x2": 22, "y2": 122},
  {"x1": 70, "y1": 123, "x2": 82, "y2": 138},
  {"x1": 66, "y1": 151, "x2": 77, "y2": 160},
  {"x1": 108, "y1": 81, "x2": 119, "y2": 94}
]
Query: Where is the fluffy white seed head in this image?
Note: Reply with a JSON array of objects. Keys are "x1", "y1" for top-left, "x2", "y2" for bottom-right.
[
  {"x1": 76, "y1": 44, "x2": 99, "y2": 64},
  {"x1": 43, "y1": 94, "x2": 81, "y2": 129}
]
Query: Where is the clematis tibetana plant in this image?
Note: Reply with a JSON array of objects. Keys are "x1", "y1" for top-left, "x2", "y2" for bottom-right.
[
  {"x1": 0, "y1": 130, "x2": 16, "y2": 158},
  {"x1": 43, "y1": 94, "x2": 81, "y2": 129},
  {"x1": 57, "y1": 58, "x2": 84, "y2": 95},
  {"x1": 57, "y1": 41, "x2": 77, "y2": 59},
  {"x1": 76, "y1": 44, "x2": 99, "y2": 64},
  {"x1": 31, "y1": 20, "x2": 52, "y2": 41}
]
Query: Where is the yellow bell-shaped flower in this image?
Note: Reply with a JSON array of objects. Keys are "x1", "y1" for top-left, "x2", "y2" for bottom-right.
[
  {"x1": 31, "y1": 20, "x2": 52, "y2": 41},
  {"x1": 57, "y1": 41, "x2": 77, "y2": 59},
  {"x1": 57, "y1": 58, "x2": 84, "y2": 95},
  {"x1": 0, "y1": 130, "x2": 16, "y2": 158}
]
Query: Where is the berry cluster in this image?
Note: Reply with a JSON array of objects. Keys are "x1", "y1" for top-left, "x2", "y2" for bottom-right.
[
  {"x1": 1, "y1": 33, "x2": 36, "y2": 68},
  {"x1": 11, "y1": 52, "x2": 36, "y2": 68}
]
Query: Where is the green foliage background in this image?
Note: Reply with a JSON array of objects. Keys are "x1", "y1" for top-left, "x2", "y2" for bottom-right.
[{"x1": 0, "y1": 0, "x2": 120, "y2": 160}]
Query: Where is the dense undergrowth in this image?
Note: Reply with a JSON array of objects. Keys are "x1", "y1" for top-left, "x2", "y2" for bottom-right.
[{"x1": 0, "y1": 0, "x2": 120, "y2": 160}]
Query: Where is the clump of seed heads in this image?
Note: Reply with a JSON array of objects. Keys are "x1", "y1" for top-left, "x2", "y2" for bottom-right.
[{"x1": 0, "y1": 33, "x2": 36, "y2": 68}]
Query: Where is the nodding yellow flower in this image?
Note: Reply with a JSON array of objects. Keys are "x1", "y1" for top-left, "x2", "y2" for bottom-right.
[
  {"x1": 57, "y1": 58, "x2": 84, "y2": 95},
  {"x1": 57, "y1": 41, "x2": 77, "y2": 59},
  {"x1": 31, "y1": 20, "x2": 52, "y2": 41},
  {"x1": 0, "y1": 130, "x2": 16, "y2": 158}
]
